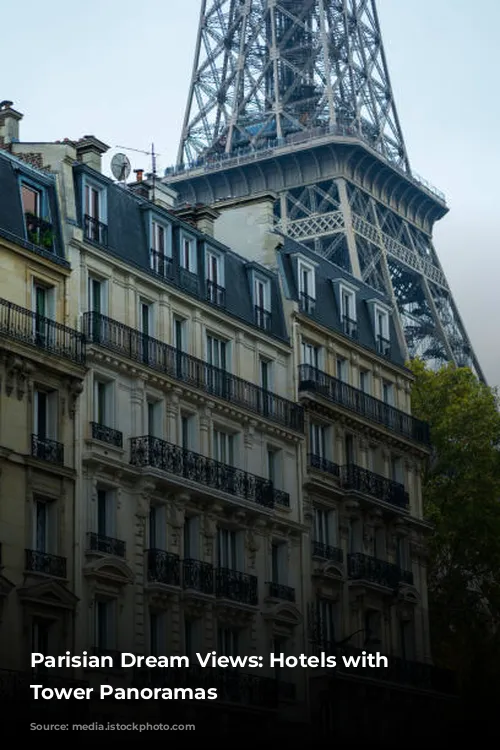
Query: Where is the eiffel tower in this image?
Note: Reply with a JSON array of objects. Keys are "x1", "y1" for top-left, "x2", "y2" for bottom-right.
[{"x1": 166, "y1": 0, "x2": 483, "y2": 379}]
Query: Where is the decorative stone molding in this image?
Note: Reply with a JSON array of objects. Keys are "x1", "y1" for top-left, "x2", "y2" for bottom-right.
[
  {"x1": 243, "y1": 420, "x2": 257, "y2": 449},
  {"x1": 350, "y1": 352, "x2": 359, "y2": 366},
  {"x1": 135, "y1": 480, "x2": 156, "y2": 518}
]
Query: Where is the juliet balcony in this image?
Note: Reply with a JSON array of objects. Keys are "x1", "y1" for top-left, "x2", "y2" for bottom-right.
[
  {"x1": 83, "y1": 214, "x2": 108, "y2": 247},
  {"x1": 31, "y1": 435, "x2": 64, "y2": 466},
  {"x1": 0, "y1": 297, "x2": 86, "y2": 365},
  {"x1": 298, "y1": 364, "x2": 429, "y2": 445},
  {"x1": 347, "y1": 552, "x2": 413, "y2": 588},
  {"x1": 83, "y1": 312, "x2": 303, "y2": 433},
  {"x1": 25, "y1": 548, "x2": 67, "y2": 578},
  {"x1": 147, "y1": 549, "x2": 180, "y2": 586},
  {"x1": 130, "y1": 436, "x2": 288, "y2": 510},
  {"x1": 216, "y1": 567, "x2": 258, "y2": 606},
  {"x1": 87, "y1": 531, "x2": 126, "y2": 559},
  {"x1": 90, "y1": 421, "x2": 123, "y2": 448}
]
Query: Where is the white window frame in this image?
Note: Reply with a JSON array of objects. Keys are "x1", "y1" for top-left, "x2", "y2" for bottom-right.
[
  {"x1": 336, "y1": 356, "x2": 348, "y2": 383},
  {"x1": 148, "y1": 504, "x2": 167, "y2": 550},
  {"x1": 382, "y1": 380, "x2": 395, "y2": 406},
  {"x1": 138, "y1": 299, "x2": 154, "y2": 337},
  {"x1": 83, "y1": 177, "x2": 107, "y2": 224},
  {"x1": 174, "y1": 316, "x2": 187, "y2": 352},
  {"x1": 34, "y1": 388, "x2": 58, "y2": 440},
  {"x1": 93, "y1": 377, "x2": 114, "y2": 427},
  {"x1": 301, "y1": 339, "x2": 321, "y2": 369},
  {"x1": 33, "y1": 497, "x2": 57, "y2": 554},
  {"x1": 88, "y1": 274, "x2": 108, "y2": 316},
  {"x1": 217, "y1": 528, "x2": 242, "y2": 571},
  {"x1": 151, "y1": 216, "x2": 172, "y2": 256},
  {"x1": 310, "y1": 421, "x2": 327, "y2": 459},
  {"x1": 297, "y1": 259, "x2": 316, "y2": 300},
  {"x1": 96, "y1": 487, "x2": 116, "y2": 538},
  {"x1": 180, "y1": 232, "x2": 197, "y2": 273},
  {"x1": 340, "y1": 284, "x2": 357, "y2": 321},
  {"x1": 206, "y1": 332, "x2": 228, "y2": 370},
  {"x1": 359, "y1": 369, "x2": 371, "y2": 394},
  {"x1": 146, "y1": 399, "x2": 162, "y2": 438},
  {"x1": 205, "y1": 247, "x2": 224, "y2": 287},
  {"x1": 253, "y1": 273, "x2": 271, "y2": 312},
  {"x1": 314, "y1": 507, "x2": 337, "y2": 547},
  {"x1": 213, "y1": 427, "x2": 234, "y2": 465},
  {"x1": 32, "y1": 280, "x2": 55, "y2": 320}
]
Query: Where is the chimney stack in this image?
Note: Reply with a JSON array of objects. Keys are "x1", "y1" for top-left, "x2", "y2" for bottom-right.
[
  {"x1": 134, "y1": 169, "x2": 144, "y2": 183},
  {"x1": 75, "y1": 135, "x2": 109, "y2": 173},
  {"x1": 173, "y1": 203, "x2": 220, "y2": 238},
  {"x1": 0, "y1": 101, "x2": 23, "y2": 145}
]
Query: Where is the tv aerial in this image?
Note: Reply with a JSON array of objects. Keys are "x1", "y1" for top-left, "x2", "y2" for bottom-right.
[{"x1": 110, "y1": 152, "x2": 131, "y2": 183}]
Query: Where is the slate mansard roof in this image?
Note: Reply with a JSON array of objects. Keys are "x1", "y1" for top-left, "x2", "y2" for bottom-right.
[
  {"x1": 73, "y1": 164, "x2": 289, "y2": 343},
  {"x1": 0, "y1": 150, "x2": 67, "y2": 265},
  {"x1": 278, "y1": 237, "x2": 406, "y2": 367}
]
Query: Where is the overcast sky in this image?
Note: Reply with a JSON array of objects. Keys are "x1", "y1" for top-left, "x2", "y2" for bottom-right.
[{"x1": 2, "y1": 0, "x2": 498, "y2": 387}]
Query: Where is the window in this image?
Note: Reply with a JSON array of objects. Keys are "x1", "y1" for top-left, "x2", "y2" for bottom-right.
[
  {"x1": 341, "y1": 287, "x2": 357, "y2": 337},
  {"x1": 267, "y1": 448, "x2": 276, "y2": 484},
  {"x1": 184, "y1": 516, "x2": 199, "y2": 559},
  {"x1": 150, "y1": 610, "x2": 166, "y2": 656},
  {"x1": 33, "y1": 282, "x2": 55, "y2": 346},
  {"x1": 396, "y1": 538, "x2": 410, "y2": 572},
  {"x1": 309, "y1": 422, "x2": 326, "y2": 459},
  {"x1": 97, "y1": 489, "x2": 115, "y2": 538},
  {"x1": 150, "y1": 220, "x2": 172, "y2": 277},
  {"x1": 382, "y1": 380, "x2": 395, "y2": 406},
  {"x1": 181, "y1": 234, "x2": 197, "y2": 273},
  {"x1": 206, "y1": 249, "x2": 225, "y2": 305},
  {"x1": 349, "y1": 518, "x2": 363, "y2": 553},
  {"x1": 316, "y1": 598, "x2": 340, "y2": 645},
  {"x1": 206, "y1": 334, "x2": 227, "y2": 370},
  {"x1": 94, "y1": 379, "x2": 112, "y2": 426},
  {"x1": 345, "y1": 433, "x2": 355, "y2": 464},
  {"x1": 336, "y1": 357, "x2": 348, "y2": 383},
  {"x1": 147, "y1": 400, "x2": 162, "y2": 438},
  {"x1": 375, "y1": 308, "x2": 390, "y2": 355},
  {"x1": 94, "y1": 598, "x2": 115, "y2": 652},
  {"x1": 84, "y1": 181, "x2": 107, "y2": 245},
  {"x1": 359, "y1": 369, "x2": 370, "y2": 394},
  {"x1": 314, "y1": 508, "x2": 337, "y2": 548},
  {"x1": 271, "y1": 542, "x2": 287, "y2": 584},
  {"x1": 174, "y1": 317, "x2": 186, "y2": 352},
  {"x1": 34, "y1": 389, "x2": 58, "y2": 440},
  {"x1": 85, "y1": 184, "x2": 101, "y2": 221},
  {"x1": 88, "y1": 276, "x2": 107, "y2": 315},
  {"x1": 213, "y1": 428, "x2": 234, "y2": 465},
  {"x1": 254, "y1": 276, "x2": 271, "y2": 330},
  {"x1": 298, "y1": 260, "x2": 316, "y2": 313},
  {"x1": 374, "y1": 527, "x2": 386, "y2": 560},
  {"x1": 391, "y1": 455, "x2": 403, "y2": 484},
  {"x1": 217, "y1": 528, "x2": 241, "y2": 570},
  {"x1": 32, "y1": 619, "x2": 51, "y2": 672},
  {"x1": 22, "y1": 184, "x2": 42, "y2": 216},
  {"x1": 218, "y1": 627, "x2": 239, "y2": 657},
  {"x1": 259, "y1": 358, "x2": 271, "y2": 391},
  {"x1": 301, "y1": 340, "x2": 321, "y2": 369},
  {"x1": 149, "y1": 505, "x2": 166, "y2": 550},
  {"x1": 139, "y1": 300, "x2": 153, "y2": 337},
  {"x1": 33, "y1": 498, "x2": 56, "y2": 554},
  {"x1": 180, "y1": 414, "x2": 195, "y2": 450}
]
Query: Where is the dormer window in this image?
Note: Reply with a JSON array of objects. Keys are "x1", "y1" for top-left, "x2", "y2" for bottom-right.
[
  {"x1": 205, "y1": 248, "x2": 225, "y2": 307},
  {"x1": 150, "y1": 218, "x2": 172, "y2": 279},
  {"x1": 21, "y1": 180, "x2": 54, "y2": 252},
  {"x1": 341, "y1": 287, "x2": 357, "y2": 338},
  {"x1": 179, "y1": 232, "x2": 198, "y2": 295},
  {"x1": 253, "y1": 275, "x2": 271, "y2": 331},
  {"x1": 367, "y1": 299, "x2": 391, "y2": 357},
  {"x1": 297, "y1": 259, "x2": 316, "y2": 315},
  {"x1": 83, "y1": 178, "x2": 107, "y2": 246}
]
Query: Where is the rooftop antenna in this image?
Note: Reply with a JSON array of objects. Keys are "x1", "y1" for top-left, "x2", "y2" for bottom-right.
[{"x1": 115, "y1": 143, "x2": 160, "y2": 200}]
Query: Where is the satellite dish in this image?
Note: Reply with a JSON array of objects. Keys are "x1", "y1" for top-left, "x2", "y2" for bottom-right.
[{"x1": 111, "y1": 152, "x2": 131, "y2": 182}]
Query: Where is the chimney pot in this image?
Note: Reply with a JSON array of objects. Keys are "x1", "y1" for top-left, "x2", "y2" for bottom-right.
[{"x1": 134, "y1": 169, "x2": 144, "y2": 183}]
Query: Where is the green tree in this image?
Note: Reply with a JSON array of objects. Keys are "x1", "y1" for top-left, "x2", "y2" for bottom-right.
[{"x1": 409, "y1": 360, "x2": 500, "y2": 706}]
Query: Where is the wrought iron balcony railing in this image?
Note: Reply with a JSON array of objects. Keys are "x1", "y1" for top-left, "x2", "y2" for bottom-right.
[
  {"x1": 299, "y1": 292, "x2": 316, "y2": 315},
  {"x1": 342, "y1": 315, "x2": 358, "y2": 339},
  {"x1": 308, "y1": 453, "x2": 340, "y2": 478},
  {"x1": 377, "y1": 335, "x2": 391, "y2": 357},
  {"x1": 146, "y1": 548, "x2": 180, "y2": 586},
  {"x1": 341, "y1": 464, "x2": 409, "y2": 509},
  {"x1": 25, "y1": 549, "x2": 66, "y2": 578},
  {"x1": 150, "y1": 249, "x2": 174, "y2": 279},
  {"x1": 348, "y1": 552, "x2": 413, "y2": 588},
  {"x1": 131, "y1": 436, "x2": 278, "y2": 508},
  {"x1": 25, "y1": 213, "x2": 54, "y2": 251},
  {"x1": 90, "y1": 421, "x2": 123, "y2": 448},
  {"x1": 84, "y1": 214, "x2": 108, "y2": 246},
  {"x1": 31, "y1": 435, "x2": 64, "y2": 465},
  {"x1": 266, "y1": 581, "x2": 296, "y2": 602},
  {"x1": 274, "y1": 489, "x2": 290, "y2": 507},
  {"x1": 298, "y1": 364, "x2": 429, "y2": 445},
  {"x1": 206, "y1": 279, "x2": 226, "y2": 307},
  {"x1": 0, "y1": 297, "x2": 86, "y2": 364},
  {"x1": 215, "y1": 567, "x2": 258, "y2": 605},
  {"x1": 83, "y1": 312, "x2": 303, "y2": 432},
  {"x1": 254, "y1": 305, "x2": 271, "y2": 331},
  {"x1": 87, "y1": 531, "x2": 126, "y2": 559},
  {"x1": 179, "y1": 267, "x2": 199, "y2": 296},
  {"x1": 312, "y1": 540, "x2": 344, "y2": 563},
  {"x1": 183, "y1": 558, "x2": 214, "y2": 595}
]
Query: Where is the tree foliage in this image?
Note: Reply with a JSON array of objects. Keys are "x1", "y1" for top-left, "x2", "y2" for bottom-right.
[{"x1": 408, "y1": 360, "x2": 500, "y2": 696}]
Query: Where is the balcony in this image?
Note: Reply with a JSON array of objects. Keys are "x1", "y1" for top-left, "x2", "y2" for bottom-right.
[
  {"x1": 179, "y1": 267, "x2": 199, "y2": 296},
  {"x1": 298, "y1": 364, "x2": 429, "y2": 445},
  {"x1": 274, "y1": 489, "x2": 290, "y2": 508},
  {"x1": 206, "y1": 280, "x2": 226, "y2": 308},
  {"x1": 347, "y1": 552, "x2": 413, "y2": 588},
  {"x1": 31, "y1": 435, "x2": 64, "y2": 465},
  {"x1": 183, "y1": 558, "x2": 214, "y2": 595},
  {"x1": 312, "y1": 541, "x2": 344, "y2": 563},
  {"x1": 0, "y1": 298, "x2": 86, "y2": 365},
  {"x1": 83, "y1": 313, "x2": 303, "y2": 432},
  {"x1": 130, "y1": 435, "x2": 281, "y2": 510},
  {"x1": 216, "y1": 567, "x2": 258, "y2": 605},
  {"x1": 377, "y1": 335, "x2": 391, "y2": 357},
  {"x1": 87, "y1": 531, "x2": 126, "y2": 559},
  {"x1": 84, "y1": 214, "x2": 107, "y2": 246},
  {"x1": 254, "y1": 305, "x2": 271, "y2": 331},
  {"x1": 90, "y1": 421, "x2": 123, "y2": 448},
  {"x1": 342, "y1": 315, "x2": 358, "y2": 339},
  {"x1": 266, "y1": 582, "x2": 296, "y2": 602},
  {"x1": 25, "y1": 549, "x2": 66, "y2": 578},
  {"x1": 25, "y1": 213, "x2": 54, "y2": 252},
  {"x1": 299, "y1": 292, "x2": 316, "y2": 315},
  {"x1": 146, "y1": 549, "x2": 180, "y2": 586},
  {"x1": 341, "y1": 464, "x2": 409, "y2": 509},
  {"x1": 150, "y1": 249, "x2": 174, "y2": 280},
  {"x1": 308, "y1": 453, "x2": 340, "y2": 478}
]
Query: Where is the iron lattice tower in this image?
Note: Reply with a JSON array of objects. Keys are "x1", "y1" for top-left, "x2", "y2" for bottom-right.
[{"x1": 168, "y1": 0, "x2": 483, "y2": 379}]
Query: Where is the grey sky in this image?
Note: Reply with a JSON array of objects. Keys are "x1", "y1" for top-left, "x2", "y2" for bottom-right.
[{"x1": 3, "y1": 0, "x2": 498, "y2": 387}]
